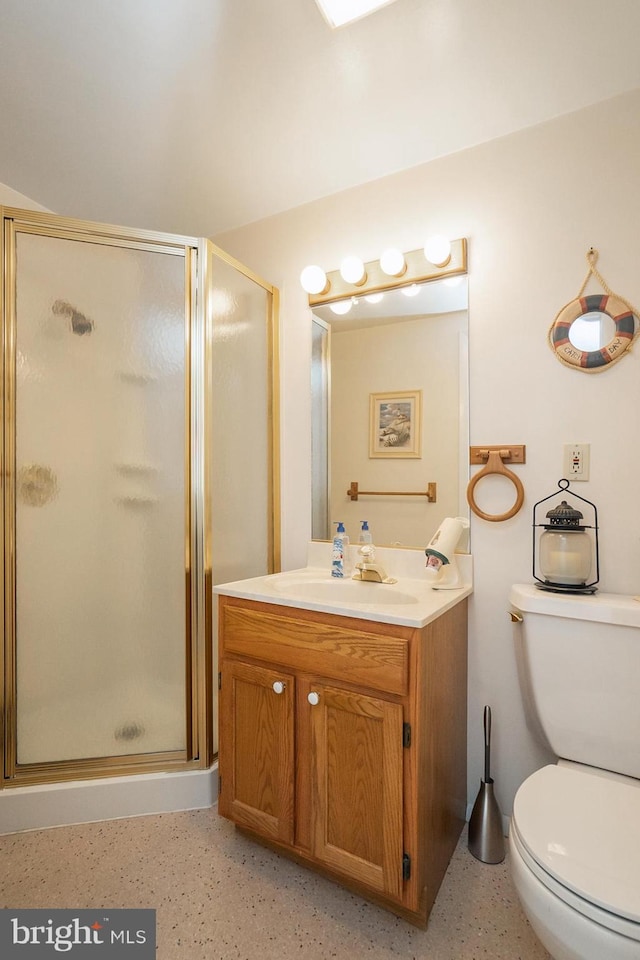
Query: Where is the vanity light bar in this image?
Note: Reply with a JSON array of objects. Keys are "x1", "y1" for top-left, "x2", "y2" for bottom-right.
[{"x1": 306, "y1": 238, "x2": 468, "y2": 307}]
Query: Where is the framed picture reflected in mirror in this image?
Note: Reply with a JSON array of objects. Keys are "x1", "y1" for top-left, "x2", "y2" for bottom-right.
[{"x1": 369, "y1": 390, "x2": 422, "y2": 458}]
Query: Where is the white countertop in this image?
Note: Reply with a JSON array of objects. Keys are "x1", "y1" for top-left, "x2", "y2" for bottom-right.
[{"x1": 214, "y1": 544, "x2": 472, "y2": 628}]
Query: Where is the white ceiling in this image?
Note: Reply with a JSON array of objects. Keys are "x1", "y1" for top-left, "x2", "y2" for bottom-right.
[{"x1": 2, "y1": 0, "x2": 640, "y2": 237}]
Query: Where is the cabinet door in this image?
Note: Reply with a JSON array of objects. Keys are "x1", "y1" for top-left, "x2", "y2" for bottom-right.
[
  {"x1": 219, "y1": 660, "x2": 295, "y2": 844},
  {"x1": 308, "y1": 683, "x2": 404, "y2": 899}
]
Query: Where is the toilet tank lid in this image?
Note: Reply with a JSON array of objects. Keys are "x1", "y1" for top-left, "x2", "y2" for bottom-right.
[
  {"x1": 510, "y1": 583, "x2": 640, "y2": 627},
  {"x1": 513, "y1": 764, "x2": 640, "y2": 923}
]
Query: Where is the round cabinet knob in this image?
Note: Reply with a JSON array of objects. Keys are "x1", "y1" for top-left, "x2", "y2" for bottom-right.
[
  {"x1": 307, "y1": 692, "x2": 320, "y2": 706},
  {"x1": 272, "y1": 681, "x2": 285, "y2": 694}
]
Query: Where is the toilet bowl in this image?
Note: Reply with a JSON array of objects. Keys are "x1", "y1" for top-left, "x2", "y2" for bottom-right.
[
  {"x1": 510, "y1": 763, "x2": 640, "y2": 960},
  {"x1": 509, "y1": 584, "x2": 640, "y2": 960}
]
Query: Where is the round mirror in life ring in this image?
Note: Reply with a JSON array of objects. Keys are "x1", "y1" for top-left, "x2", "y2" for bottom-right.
[{"x1": 549, "y1": 293, "x2": 637, "y2": 370}]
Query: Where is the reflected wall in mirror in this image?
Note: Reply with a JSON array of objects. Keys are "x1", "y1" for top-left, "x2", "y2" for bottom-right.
[
  {"x1": 311, "y1": 276, "x2": 469, "y2": 549},
  {"x1": 569, "y1": 311, "x2": 617, "y2": 350}
]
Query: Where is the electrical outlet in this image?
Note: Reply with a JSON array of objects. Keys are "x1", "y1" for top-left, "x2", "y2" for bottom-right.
[{"x1": 563, "y1": 443, "x2": 590, "y2": 481}]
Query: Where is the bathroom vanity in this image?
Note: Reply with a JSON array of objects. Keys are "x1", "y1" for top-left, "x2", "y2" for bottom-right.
[{"x1": 215, "y1": 548, "x2": 471, "y2": 927}]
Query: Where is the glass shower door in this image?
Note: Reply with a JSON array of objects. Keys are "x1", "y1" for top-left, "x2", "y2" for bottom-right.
[
  {"x1": 208, "y1": 248, "x2": 278, "y2": 585},
  {"x1": 8, "y1": 226, "x2": 191, "y2": 769}
]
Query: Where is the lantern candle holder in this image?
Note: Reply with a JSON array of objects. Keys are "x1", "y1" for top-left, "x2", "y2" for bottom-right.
[{"x1": 532, "y1": 479, "x2": 599, "y2": 594}]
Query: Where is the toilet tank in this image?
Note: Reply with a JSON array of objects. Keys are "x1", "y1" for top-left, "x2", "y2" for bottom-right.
[{"x1": 510, "y1": 583, "x2": 640, "y2": 780}]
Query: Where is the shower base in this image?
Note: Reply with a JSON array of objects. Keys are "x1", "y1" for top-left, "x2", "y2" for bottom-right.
[{"x1": 0, "y1": 762, "x2": 217, "y2": 835}]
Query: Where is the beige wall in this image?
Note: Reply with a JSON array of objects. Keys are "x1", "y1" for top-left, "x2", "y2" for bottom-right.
[
  {"x1": 5, "y1": 88, "x2": 639, "y2": 815},
  {"x1": 215, "y1": 88, "x2": 640, "y2": 816},
  {"x1": 0, "y1": 182, "x2": 50, "y2": 211}
]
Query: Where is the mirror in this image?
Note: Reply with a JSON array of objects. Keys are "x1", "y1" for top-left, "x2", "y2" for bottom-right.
[
  {"x1": 568, "y1": 311, "x2": 617, "y2": 351},
  {"x1": 311, "y1": 276, "x2": 469, "y2": 548},
  {"x1": 549, "y1": 293, "x2": 637, "y2": 371}
]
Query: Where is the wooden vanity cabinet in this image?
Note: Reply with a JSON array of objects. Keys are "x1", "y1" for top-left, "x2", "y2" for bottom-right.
[{"x1": 217, "y1": 594, "x2": 467, "y2": 928}]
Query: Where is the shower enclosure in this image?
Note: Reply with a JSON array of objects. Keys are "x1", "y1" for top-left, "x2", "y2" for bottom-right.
[{"x1": 0, "y1": 208, "x2": 279, "y2": 790}]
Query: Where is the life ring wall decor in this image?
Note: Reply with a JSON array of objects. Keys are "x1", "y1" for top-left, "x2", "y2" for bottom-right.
[
  {"x1": 549, "y1": 293, "x2": 636, "y2": 370},
  {"x1": 548, "y1": 248, "x2": 640, "y2": 372}
]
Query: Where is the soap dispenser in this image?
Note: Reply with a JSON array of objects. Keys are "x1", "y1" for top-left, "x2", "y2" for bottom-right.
[
  {"x1": 331, "y1": 522, "x2": 350, "y2": 578},
  {"x1": 359, "y1": 520, "x2": 373, "y2": 544}
]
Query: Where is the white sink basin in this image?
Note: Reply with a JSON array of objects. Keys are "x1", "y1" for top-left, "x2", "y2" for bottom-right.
[{"x1": 273, "y1": 577, "x2": 419, "y2": 605}]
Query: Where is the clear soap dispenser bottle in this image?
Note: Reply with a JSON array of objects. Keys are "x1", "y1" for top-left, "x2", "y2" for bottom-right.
[
  {"x1": 331, "y1": 521, "x2": 350, "y2": 578},
  {"x1": 359, "y1": 520, "x2": 373, "y2": 544}
]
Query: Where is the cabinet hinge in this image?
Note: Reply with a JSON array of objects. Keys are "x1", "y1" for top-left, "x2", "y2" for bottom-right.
[
  {"x1": 402, "y1": 853, "x2": 411, "y2": 881},
  {"x1": 218, "y1": 671, "x2": 222, "y2": 690},
  {"x1": 402, "y1": 723, "x2": 411, "y2": 748}
]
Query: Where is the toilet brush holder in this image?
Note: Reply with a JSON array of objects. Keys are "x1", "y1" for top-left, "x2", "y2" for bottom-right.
[{"x1": 468, "y1": 706, "x2": 505, "y2": 864}]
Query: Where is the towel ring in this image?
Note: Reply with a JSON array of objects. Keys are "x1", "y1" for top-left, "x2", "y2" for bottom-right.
[{"x1": 467, "y1": 449, "x2": 525, "y2": 522}]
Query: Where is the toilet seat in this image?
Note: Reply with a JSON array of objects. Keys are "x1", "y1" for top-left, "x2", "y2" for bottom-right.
[{"x1": 512, "y1": 763, "x2": 640, "y2": 941}]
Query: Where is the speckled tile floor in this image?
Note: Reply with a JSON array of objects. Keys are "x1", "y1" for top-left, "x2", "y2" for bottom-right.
[{"x1": 0, "y1": 808, "x2": 551, "y2": 960}]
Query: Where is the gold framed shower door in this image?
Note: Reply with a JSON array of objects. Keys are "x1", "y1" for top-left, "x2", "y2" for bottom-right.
[{"x1": 0, "y1": 208, "x2": 280, "y2": 788}]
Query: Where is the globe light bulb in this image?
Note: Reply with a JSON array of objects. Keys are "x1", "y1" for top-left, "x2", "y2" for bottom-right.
[
  {"x1": 340, "y1": 256, "x2": 366, "y2": 285},
  {"x1": 424, "y1": 235, "x2": 452, "y2": 267},
  {"x1": 329, "y1": 299, "x2": 352, "y2": 315},
  {"x1": 401, "y1": 284, "x2": 420, "y2": 297},
  {"x1": 364, "y1": 293, "x2": 384, "y2": 304},
  {"x1": 379, "y1": 248, "x2": 406, "y2": 277},
  {"x1": 300, "y1": 265, "x2": 329, "y2": 295}
]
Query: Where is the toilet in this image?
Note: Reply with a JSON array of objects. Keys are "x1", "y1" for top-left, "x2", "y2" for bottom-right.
[{"x1": 509, "y1": 583, "x2": 640, "y2": 960}]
